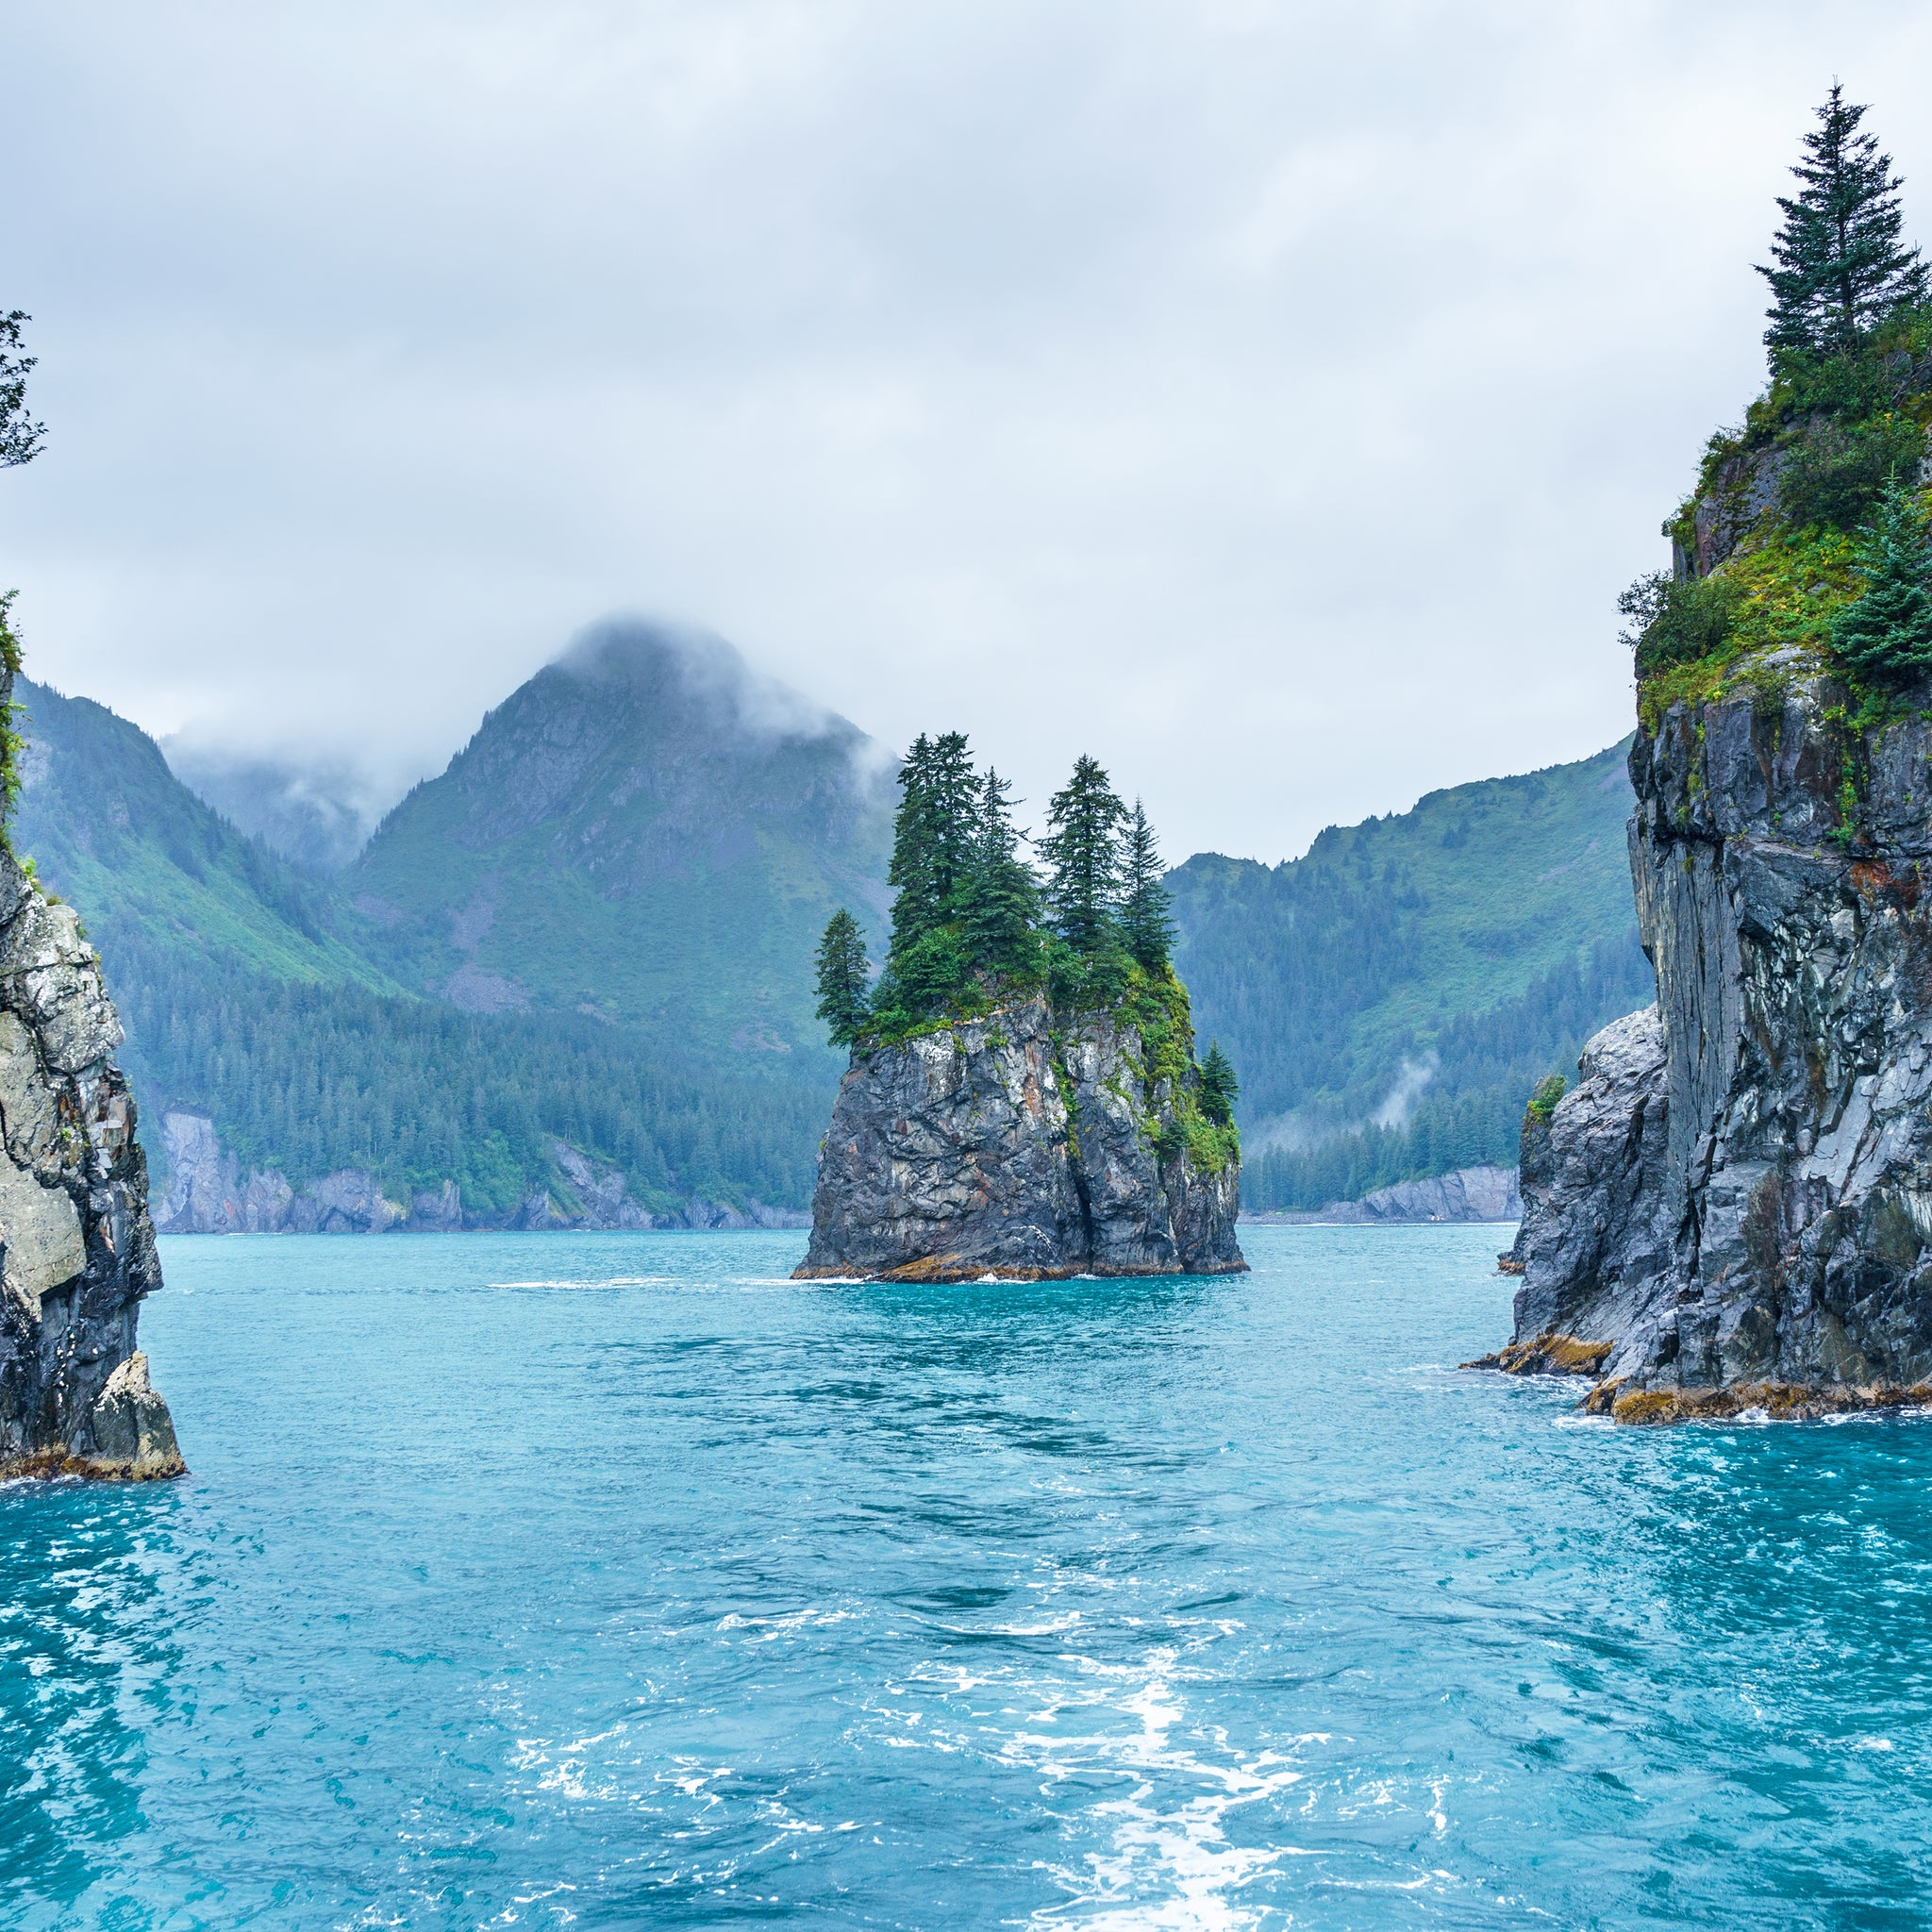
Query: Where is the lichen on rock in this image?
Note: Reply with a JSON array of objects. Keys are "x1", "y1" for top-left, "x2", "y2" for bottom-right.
[{"x1": 794, "y1": 994, "x2": 1245, "y2": 1281}]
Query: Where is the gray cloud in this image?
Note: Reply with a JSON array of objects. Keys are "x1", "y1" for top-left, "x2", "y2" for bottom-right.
[{"x1": 2, "y1": 1, "x2": 1928, "y2": 858}]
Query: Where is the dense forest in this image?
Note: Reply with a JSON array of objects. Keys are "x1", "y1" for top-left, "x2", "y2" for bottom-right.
[
  {"x1": 1171, "y1": 743, "x2": 1650, "y2": 1210},
  {"x1": 8, "y1": 674, "x2": 828, "y2": 1219},
  {"x1": 1240, "y1": 936, "x2": 1652, "y2": 1208},
  {"x1": 111, "y1": 941, "x2": 822, "y2": 1218}
]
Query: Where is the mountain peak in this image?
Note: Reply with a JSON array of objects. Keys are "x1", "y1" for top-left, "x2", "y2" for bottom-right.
[{"x1": 549, "y1": 617, "x2": 866, "y2": 756}]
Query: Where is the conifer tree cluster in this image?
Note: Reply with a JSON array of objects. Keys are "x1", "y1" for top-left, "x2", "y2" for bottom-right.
[
  {"x1": 1624, "y1": 88, "x2": 1932, "y2": 694},
  {"x1": 814, "y1": 733, "x2": 1190, "y2": 1046}
]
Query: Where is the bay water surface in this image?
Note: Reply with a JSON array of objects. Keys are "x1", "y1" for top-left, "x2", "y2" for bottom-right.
[{"x1": 4, "y1": 1226, "x2": 1931, "y2": 1928}]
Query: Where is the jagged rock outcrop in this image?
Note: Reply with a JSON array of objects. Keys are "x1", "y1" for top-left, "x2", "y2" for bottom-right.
[
  {"x1": 156, "y1": 1114, "x2": 405, "y2": 1233},
  {"x1": 153, "y1": 1113, "x2": 806, "y2": 1233},
  {"x1": 795, "y1": 996, "x2": 1245, "y2": 1280},
  {"x1": 0, "y1": 802, "x2": 182, "y2": 1478},
  {"x1": 1483, "y1": 658, "x2": 1932, "y2": 1419}
]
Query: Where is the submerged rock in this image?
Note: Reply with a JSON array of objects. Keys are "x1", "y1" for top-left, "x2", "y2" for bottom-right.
[
  {"x1": 0, "y1": 773, "x2": 183, "y2": 1480},
  {"x1": 1484, "y1": 659, "x2": 1932, "y2": 1418},
  {"x1": 795, "y1": 995, "x2": 1245, "y2": 1280}
]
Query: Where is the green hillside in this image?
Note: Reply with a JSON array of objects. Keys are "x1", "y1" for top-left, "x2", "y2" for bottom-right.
[
  {"x1": 11, "y1": 675, "x2": 835, "y2": 1217},
  {"x1": 11, "y1": 646, "x2": 1649, "y2": 1221},
  {"x1": 345, "y1": 622, "x2": 894, "y2": 1078},
  {"x1": 12, "y1": 678, "x2": 391, "y2": 991},
  {"x1": 1167, "y1": 741, "x2": 1653, "y2": 1208}
]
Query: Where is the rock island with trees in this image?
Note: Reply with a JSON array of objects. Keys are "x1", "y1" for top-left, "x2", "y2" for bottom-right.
[{"x1": 797, "y1": 736, "x2": 1244, "y2": 1280}]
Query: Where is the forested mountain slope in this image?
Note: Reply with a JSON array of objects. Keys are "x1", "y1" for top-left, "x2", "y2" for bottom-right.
[
  {"x1": 12, "y1": 646, "x2": 1645, "y2": 1223},
  {"x1": 1168, "y1": 741, "x2": 1653, "y2": 1208},
  {"x1": 345, "y1": 622, "x2": 895, "y2": 1075},
  {"x1": 10, "y1": 676, "x2": 834, "y2": 1221},
  {"x1": 13, "y1": 679, "x2": 390, "y2": 992}
]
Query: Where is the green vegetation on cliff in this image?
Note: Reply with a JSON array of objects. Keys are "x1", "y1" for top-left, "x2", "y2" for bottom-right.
[
  {"x1": 817, "y1": 733, "x2": 1232, "y2": 1170},
  {"x1": 1630, "y1": 89, "x2": 1932, "y2": 727}
]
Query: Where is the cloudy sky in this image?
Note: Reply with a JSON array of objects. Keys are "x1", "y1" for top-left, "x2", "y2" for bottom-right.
[{"x1": 4, "y1": 0, "x2": 1929, "y2": 861}]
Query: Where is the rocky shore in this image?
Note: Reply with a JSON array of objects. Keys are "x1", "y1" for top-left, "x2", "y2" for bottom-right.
[
  {"x1": 1245, "y1": 1162, "x2": 1520, "y2": 1226},
  {"x1": 153, "y1": 1114, "x2": 805, "y2": 1234},
  {"x1": 795, "y1": 995, "x2": 1245, "y2": 1280}
]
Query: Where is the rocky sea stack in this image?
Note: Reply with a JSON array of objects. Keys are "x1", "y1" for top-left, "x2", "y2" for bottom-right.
[
  {"x1": 1492, "y1": 664, "x2": 1932, "y2": 1420},
  {"x1": 797, "y1": 731, "x2": 1245, "y2": 1282},
  {"x1": 0, "y1": 670, "x2": 182, "y2": 1478},
  {"x1": 797, "y1": 994, "x2": 1244, "y2": 1280},
  {"x1": 1484, "y1": 89, "x2": 1932, "y2": 1421}
]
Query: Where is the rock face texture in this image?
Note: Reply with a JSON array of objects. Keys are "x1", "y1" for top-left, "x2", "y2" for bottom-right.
[
  {"x1": 1491, "y1": 660, "x2": 1932, "y2": 1418},
  {"x1": 796, "y1": 997, "x2": 1245, "y2": 1280},
  {"x1": 0, "y1": 771, "x2": 183, "y2": 1478},
  {"x1": 154, "y1": 1113, "x2": 807, "y2": 1234},
  {"x1": 1254, "y1": 1163, "x2": 1522, "y2": 1226}
]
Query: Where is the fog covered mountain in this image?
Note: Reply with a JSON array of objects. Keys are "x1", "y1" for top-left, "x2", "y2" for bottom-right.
[
  {"x1": 13, "y1": 625, "x2": 1647, "y2": 1222},
  {"x1": 161, "y1": 742, "x2": 379, "y2": 875}
]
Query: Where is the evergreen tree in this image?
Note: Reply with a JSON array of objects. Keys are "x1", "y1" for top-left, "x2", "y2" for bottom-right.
[
  {"x1": 959, "y1": 767, "x2": 1041, "y2": 982},
  {"x1": 884, "y1": 731, "x2": 978, "y2": 959},
  {"x1": 0, "y1": 311, "x2": 44, "y2": 470},
  {"x1": 1757, "y1": 86, "x2": 1927, "y2": 355},
  {"x1": 1041, "y1": 755, "x2": 1127, "y2": 955},
  {"x1": 1199, "y1": 1041, "x2": 1239, "y2": 1127},
  {"x1": 1119, "y1": 798, "x2": 1175, "y2": 973},
  {"x1": 813, "y1": 908, "x2": 873, "y2": 1046},
  {"x1": 1832, "y1": 481, "x2": 1932, "y2": 684}
]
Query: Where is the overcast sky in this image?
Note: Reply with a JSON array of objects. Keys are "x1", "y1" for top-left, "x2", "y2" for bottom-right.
[{"x1": 3, "y1": 1, "x2": 1929, "y2": 862}]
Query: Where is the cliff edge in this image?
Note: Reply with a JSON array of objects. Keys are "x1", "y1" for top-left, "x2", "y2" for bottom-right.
[
  {"x1": 796, "y1": 995, "x2": 1245, "y2": 1280},
  {"x1": 1477, "y1": 94, "x2": 1932, "y2": 1420},
  {"x1": 0, "y1": 668, "x2": 181, "y2": 1480},
  {"x1": 1488, "y1": 662, "x2": 1932, "y2": 1419}
]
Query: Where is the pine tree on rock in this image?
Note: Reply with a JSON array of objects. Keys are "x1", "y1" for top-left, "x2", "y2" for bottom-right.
[
  {"x1": 1120, "y1": 798, "x2": 1175, "y2": 973},
  {"x1": 959, "y1": 768, "x2": 1041, "y2": 983},
  {"x1": 814, "y1": 908, "x2": 873, "y2": 1046},
  {"x1": 881, "y1": 731, "x2": 979, "y2": 1021},
  {"x1": 1833, "y1": 481, "x2": 1932, "y2": 685},
  {"x1": 1041, "y1": 755, "x2": 1128, "y2": 956},
  {"x1": 885, "y1": 732, "x2": 978, "y2": 953},
  {"x1": 1200, "y1": 1041, "x2": 1239, "y2": 1127},
  {"x1": 1758, "y1": 86, "x2": 1927, "y2": 356}
]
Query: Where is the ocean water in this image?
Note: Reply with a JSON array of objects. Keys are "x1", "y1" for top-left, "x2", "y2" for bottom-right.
[{"x1": 5, "y1": 1228, "x2": 1932, "y2": 1930}]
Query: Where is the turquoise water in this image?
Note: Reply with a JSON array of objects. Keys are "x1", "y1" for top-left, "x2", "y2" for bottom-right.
[{"x1": 5, "y1": 1228, "x2": 1932, "y2": 1929}]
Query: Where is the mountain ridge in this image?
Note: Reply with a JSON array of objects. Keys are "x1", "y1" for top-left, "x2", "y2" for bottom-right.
[{"x1": 12, "y1": 629, "x2": 1647, "y2": 1224}]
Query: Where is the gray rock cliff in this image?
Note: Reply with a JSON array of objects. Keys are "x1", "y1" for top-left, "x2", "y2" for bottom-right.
[
  {"x1": 0, "y1": 713, "x2": 183, "y2": 1478},
  {"x1": 1484, "y1": 660, "x2": 1932, "y2": 1419},
  {"x1": 154, "y1": 1114, "x2": 806, "y2": 1234},
  {"x1": 795, "y1": 996, "x2": 1245, "y2": 1280},
  {"x1": 1251, "y1": 1162, "x2": 1522, "y2": 1226}
]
